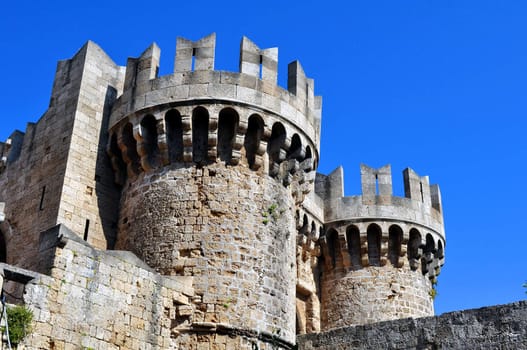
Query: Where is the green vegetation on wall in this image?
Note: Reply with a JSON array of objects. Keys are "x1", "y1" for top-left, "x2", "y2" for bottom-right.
[{"x1": 6, "y1": 305, "x2": 33, "y2": 345}]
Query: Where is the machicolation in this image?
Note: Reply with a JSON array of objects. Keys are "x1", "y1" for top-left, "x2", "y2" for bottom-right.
[{"x1": 0, "y1": 33, "x2": 523, "y2": 350}]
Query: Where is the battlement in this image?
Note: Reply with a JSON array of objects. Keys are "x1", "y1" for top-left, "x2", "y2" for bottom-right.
[
  {"x1": 317, "y1": 163, "x2": 445, "y2": 277},
  {"x1": 0, "y1": 35, "x2": 453, "y2": 346},
  {"x1": 107, "y1": 34, "x2": 321, "y2": 200},
  {"x1": 109, "y1": 33, "x2": 322, "y2": 145},
  {"x1": 317, "y1": 164, "x2": 445, "y2": 328},
  {"x1": 317, "y1": 164, "x2": 444, "y2": 234}
]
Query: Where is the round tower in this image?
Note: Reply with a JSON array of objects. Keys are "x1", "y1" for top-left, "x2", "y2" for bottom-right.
[
  {"x1": 106, "y1": 34, "x2": 321, "y2": 349},
  {"x1": 318, "y1": 164, "x2": 445, "y2": 329}
]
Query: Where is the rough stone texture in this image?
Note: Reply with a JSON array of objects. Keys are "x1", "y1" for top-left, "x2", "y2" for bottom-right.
[
  {"x1": 316, "y1": 165, "x2": 444, "y2": 327},
  {"x1": 298, "y1": 301, "x2": 527, "y2": 350},
  {"x1": 0, "y1": 34, "x2": 478, "y2": 350},
  {"x1": 56, "y1": 42, "x2": 125, "y2": 250},
  {"x1": 18, "y1": 225, "x2": 194, "y2": 350},
  {"x1": 0, "y1": 41, "x2": 123, "y2": 272},
  {"x1": 321, "y1": 266, "x2": 433, "y2": 329},
  {"x1": 115, "y1": 163, "x2": 298, "y2": 345}
]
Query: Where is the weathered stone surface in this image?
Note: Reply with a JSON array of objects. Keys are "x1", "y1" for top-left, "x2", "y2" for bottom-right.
[
  {"x1": 298, "y1": 301, "x2": 527, "y2": 350},
  {"x1": 0, "y1": 34, "x2": 487, "y2": 350},
  {"x1": 18, "y1": 225, "x2": 193, "y2": 350}
]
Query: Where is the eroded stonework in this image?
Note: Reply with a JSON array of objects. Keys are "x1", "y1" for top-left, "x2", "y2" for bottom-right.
[{"x1": 0, "y1": 34, "x2": 451, "y2": 349}]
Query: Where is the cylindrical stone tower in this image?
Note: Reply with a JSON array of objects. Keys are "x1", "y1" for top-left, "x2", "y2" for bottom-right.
[
  {"x1": 318, "y1": 164, "x2": 445, "y2": 329},
  {"x1": 107, "y1": 34, "x2": 321, "y2": 349}
]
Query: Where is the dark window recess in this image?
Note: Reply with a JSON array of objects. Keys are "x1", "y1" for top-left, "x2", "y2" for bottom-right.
[
  {"x1": 83, "y1": 219, "x2": 90, "y2": 241},
  {"x1": 39, "y1": 186, "x2": 46, "y2": 211}
]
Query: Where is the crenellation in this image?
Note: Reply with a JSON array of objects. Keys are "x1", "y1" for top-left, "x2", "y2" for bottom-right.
[
  {"x1": 240, "y1": 36, "x2": 279, "y2": 84},
  {"x1": 403, "y1": 167, "x2": 432, "y2": 206},
  {"x1": 174, "y1": 33, "x2": 216, "y2": 73},
  {"x1": 123, "y1": 44, "x2": 160, "y2": 94},
  {"x1": 360, "y1": 164, "x2": 393, "y2": 198},
  {"x1": 0, "y1": 34, "x2": 453, "y2": 350},
  {"x1": 430, "y1": 183, "x2": 442, "y2": 213}
]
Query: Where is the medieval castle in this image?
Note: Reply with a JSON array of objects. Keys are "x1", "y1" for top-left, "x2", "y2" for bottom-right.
[{"x1": 0, "y1": 34, "x2": 524, "y2": 349}]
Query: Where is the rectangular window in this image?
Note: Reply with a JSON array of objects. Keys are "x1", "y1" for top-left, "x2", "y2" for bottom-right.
[
  {"x1": 39, "y1": 186, "x2": 46, "y2": 210},
  {"x1": 83, "y1": 219, "x2": 90, "y2": 241},
  {"x1": 191, "y1": 48, "x2": 196, "y2": 71}
]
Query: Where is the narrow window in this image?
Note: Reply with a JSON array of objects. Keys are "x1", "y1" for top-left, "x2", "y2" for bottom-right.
[
  {"x1": 165, "y1": 109, "x2": 184, "y2": 163},
  {"x1": 375, "y1": 174, "x2": 379, "y2": 195},
  {"x1": 259, "y1": 55, "x2": 263, "y2": 79},
  {"x1": 346, "y1": 225, "x2": 361, "y2": 269},
  {"x1": 244, "y1": 115, "x2": 264, "y2": 169},
  {"x1": 327, "y1": 229, "x2": 340, "y2": 268},
  {"x1": 388, "y1": 225, "x2": 403, "y2": 267},
  {"x1": 191, "y1": 48, "x2": 196, "y2": 71},
  {"x1": 217, "y1": 108, "x2": 239, "y2": 163},
  {"x1": 305, "y1": 82, "x2": 309, "y2": 107},
  {"x1": 367, "y1": 224, "x2": 382, "y2": 266},
  {"x1": 83, "y1": 219, "x2": 90, "y2": 241},
  {"x1": 267, "y1": 122, "x2": 286, "y2": 171},
  {"x1": 39, "y1": 186, "x2": 46, "y2": 211},
  {"x1": 140, "y1": 115, "x2": 159, "y2": 168},
  {"x1": 420, "y1": 181, "x2": 424, "y2": 202},
  {"x1": 192, "y1": 107, "x2": 209, "y2": 164}
]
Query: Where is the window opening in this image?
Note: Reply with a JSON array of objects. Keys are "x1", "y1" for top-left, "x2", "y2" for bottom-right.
[
  {"x1": 39, "y1": 186, "x2": 46, "y2": 211},
  {"x1": 191, "y1": 48, "x2": 196, "y2": 71},
  {"x1": 305, "y1": 82, "x2": 309, "y2": 107},
  {"x1": 83, "y1": 219, "x2": 90, "y2": 241},
  {"x1": 259, "y1": 55, "x2": 263, "y2": 79}
]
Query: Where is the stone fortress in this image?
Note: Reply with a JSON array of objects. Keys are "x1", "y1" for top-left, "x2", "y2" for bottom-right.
[{"x1": 0, "y1": 34, "x2": 524, "y2": 349}]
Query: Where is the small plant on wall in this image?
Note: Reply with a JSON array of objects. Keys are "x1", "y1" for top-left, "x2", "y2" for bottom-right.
[{"x1": 6, "y1": 305, "x2": 33, "y2": 345}]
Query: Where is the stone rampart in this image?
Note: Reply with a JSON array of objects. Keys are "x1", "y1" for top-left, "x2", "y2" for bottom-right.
[
  {"x1": 17, "y1": 224, "x2": 194, "y2": 349},
  {"x1": 297, "y1": 301, "x2": 527, "y2": 350}
]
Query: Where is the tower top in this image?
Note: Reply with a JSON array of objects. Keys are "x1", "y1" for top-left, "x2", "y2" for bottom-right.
[{"x1": 109, "y1": 33, "x2": 322, "y2": 145}]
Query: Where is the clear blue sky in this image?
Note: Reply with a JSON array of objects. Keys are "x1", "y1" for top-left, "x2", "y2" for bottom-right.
[{"x1": 1, "y1": 1, "x2": 526, "y2": 315}]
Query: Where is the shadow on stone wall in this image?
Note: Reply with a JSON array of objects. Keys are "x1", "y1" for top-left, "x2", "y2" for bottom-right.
[{"x1": 95, "y1": 85, "x2": 121, "y2": 249}]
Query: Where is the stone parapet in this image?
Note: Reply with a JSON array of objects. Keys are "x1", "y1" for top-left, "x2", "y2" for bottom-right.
[
  {"x1": 298, "y1": 301, "x2": 527, "y2": 350},
  {"x1": 109, "y1": 34, "x2": 321, "y2": 156}
]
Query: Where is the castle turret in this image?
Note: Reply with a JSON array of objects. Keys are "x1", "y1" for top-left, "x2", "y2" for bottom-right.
[
  {"x1": 106, "y1": 34, "x2": 321, "y2": 349},
  {"x1": 317, "y1": 164, "x2": 445, "y2": 329}
]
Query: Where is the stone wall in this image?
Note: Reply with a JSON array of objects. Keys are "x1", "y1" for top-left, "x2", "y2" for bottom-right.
[
  {"x1": 19, "y1": 225, "x2": 194, "y2": 350},
  {"x1": 316, "y1": 165, "x2": 444, "y2": 327},
  {"x1": 321, "y1": 265, "x2": 433, "y2": 330},
  {"x1": 116, "y1": 162, "x2": 298, "y2": 347},
  {"x1": 56, "y1": 41, "x2": 125, "y2": 250},
  {"x1": 0, "y1": 45, "x2": 86, "y2": 270},
  {"x1": 297, "y1": 301, "x2": 527, "y2": 350},
  {"x1": 0, "y1": 41, "x2": 125, "y2": 271}
]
